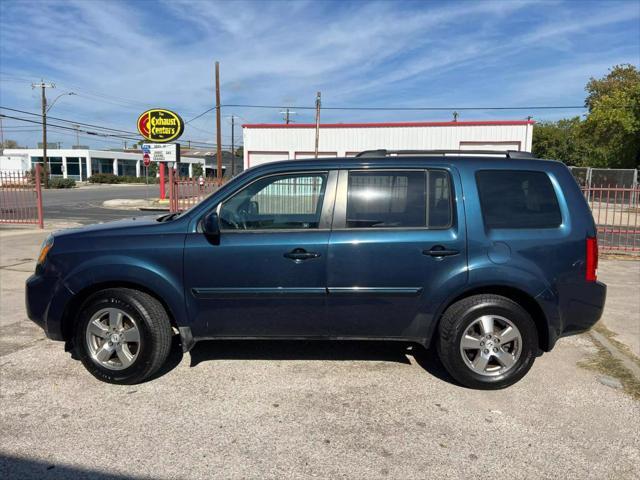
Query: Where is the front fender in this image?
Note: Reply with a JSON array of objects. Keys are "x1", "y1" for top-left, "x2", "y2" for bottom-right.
[{"x1": 48, "y1": 255, "x2": 188, "y2": 338}]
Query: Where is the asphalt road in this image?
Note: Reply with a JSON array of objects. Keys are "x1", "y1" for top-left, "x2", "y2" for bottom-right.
[{"x1": 42, "y1": 184, "x2": 160, "y2": 224}]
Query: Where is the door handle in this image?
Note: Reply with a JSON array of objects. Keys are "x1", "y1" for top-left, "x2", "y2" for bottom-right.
[
  {"x1": 423, "y1": 245, "x2": 460, "y2": 257},
  {"x1": 284, "y1": 248, "x2": 321, "y2": 262}
]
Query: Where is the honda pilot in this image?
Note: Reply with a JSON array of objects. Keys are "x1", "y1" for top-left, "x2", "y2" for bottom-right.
[{"x1": 26, "y1": 150, "x2": 606, "y2": 389}]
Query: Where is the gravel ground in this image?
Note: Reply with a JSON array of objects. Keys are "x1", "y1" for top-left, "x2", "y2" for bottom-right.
[{"x1": 1, "y1": 228, "x2": 639, "y2": 479}]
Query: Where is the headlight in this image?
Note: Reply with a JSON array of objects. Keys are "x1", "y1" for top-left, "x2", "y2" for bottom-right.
[{"x1": 37, "y1": 235, "x2": 54, "y2": 267}]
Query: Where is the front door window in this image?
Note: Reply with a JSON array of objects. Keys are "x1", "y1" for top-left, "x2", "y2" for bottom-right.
[{"x1": 219, "y1": 172, "x2": 328, "y2": 230}]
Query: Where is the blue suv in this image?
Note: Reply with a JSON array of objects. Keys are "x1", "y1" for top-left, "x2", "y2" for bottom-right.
[{"x1": 26, "y1": 150, "x2": 606, "y2": 389}]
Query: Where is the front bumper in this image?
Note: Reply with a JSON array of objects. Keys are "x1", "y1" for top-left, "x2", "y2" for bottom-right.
[{"x1": 25, "y1": 273, "x2": 72, "y2": 341}]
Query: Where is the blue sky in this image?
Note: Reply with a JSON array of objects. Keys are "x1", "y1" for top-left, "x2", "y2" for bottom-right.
[{"x1": 0, "y1": 0, "x2": 639, "y2": 149}]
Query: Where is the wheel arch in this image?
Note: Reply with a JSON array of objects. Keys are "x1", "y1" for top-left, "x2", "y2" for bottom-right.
[
  {"x1": 429, "y1": 285, "x2": 551, "y2": 352},
  {"x1": 61, "y1": 281, "x2": 179, "y2": 343}
]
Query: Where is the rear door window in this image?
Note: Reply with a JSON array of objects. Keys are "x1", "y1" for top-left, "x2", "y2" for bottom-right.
[
  {"x1": 476, "y1": 170, "x2": 561, "y2": 229},
  {"x1": 345, "y1": 170, "x2": 452, "y2": 228}
]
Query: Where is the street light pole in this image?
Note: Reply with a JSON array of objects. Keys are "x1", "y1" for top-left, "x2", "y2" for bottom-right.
[
  {"x1": 231, "y1": 115, "x2": 235, "y2": 177},
  {"x1": 32, "y1": 80, "x2": 55, "y2": 188}
]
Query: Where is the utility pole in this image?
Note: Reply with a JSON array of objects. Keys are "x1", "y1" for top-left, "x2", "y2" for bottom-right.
[
  {"x1": 280, "y1": 108, "x2": 297, "y2": 125},
  {"x1": 32, "y1": 80, "x2": 55, "y2": 188},
  {"x1": 73, "y1": 124, "x2": 80, "y2": 147},
  {"x1": 215, "y1": 61, "x2": 223, "y2": 184},
  {"x1": 314, "y1": 92, "x2": 321, "y2": 158},
  {"x1": 0, "y1": 115, "x2": 4, "y2": 155},
  {"x1": 231, "y1": 115, "x2": 235, "y2": 177}
]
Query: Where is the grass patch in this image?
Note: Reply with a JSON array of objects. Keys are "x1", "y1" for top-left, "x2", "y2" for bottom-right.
[
  {"x1": 579, "y1": 334, "x2": 640, "y2": 401},
  {"x1": 594, "y1": 322, "x2": 640, "y2": 368}
]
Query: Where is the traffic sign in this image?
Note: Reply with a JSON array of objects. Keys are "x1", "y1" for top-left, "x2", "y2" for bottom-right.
[{"x1": 143, "y1": 153, "x2": 151, "y2": 167}]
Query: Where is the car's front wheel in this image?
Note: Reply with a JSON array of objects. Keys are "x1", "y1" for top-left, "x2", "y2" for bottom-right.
[
  {"x1": 437, "y1": 294, "x2": 538, "y2": 389},
  {"x1": 74, "y1": 288, "x2": 172, "y2": 384}
]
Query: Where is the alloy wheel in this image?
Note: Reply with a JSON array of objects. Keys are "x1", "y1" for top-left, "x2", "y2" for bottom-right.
[
  {"x1": 459, "y1": 315, "x2": 522, "y2": 377},
  {"x1": 85, "y1": 308, "x2": 141, "y2": 370}
]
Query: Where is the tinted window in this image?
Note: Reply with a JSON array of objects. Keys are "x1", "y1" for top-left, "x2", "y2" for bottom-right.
[
  {"x1": 220, "y1": 172, "x2": 327, "y2": 230},
  {"x1": 346, "y1": 170, "x2": 452, "y2": 228},
  {"x1": 476, "y1": 170, "x2": 561, "y2": 229},
  {"x1": 428, "y1": 170, "x2": 452, "y2": 228}
]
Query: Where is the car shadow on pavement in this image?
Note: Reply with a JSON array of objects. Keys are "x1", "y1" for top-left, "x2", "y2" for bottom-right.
[
  {"x1": 187, "y1": 339, "x2": 458, "y2": 386},
  {"x1": 0, "y1": 454, "x2": 145, "y2": 480}
]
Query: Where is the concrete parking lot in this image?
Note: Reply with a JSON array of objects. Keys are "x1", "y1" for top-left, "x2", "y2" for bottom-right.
[{"x1": 1, "y1": 226, "x2": 639, "y2": 479}]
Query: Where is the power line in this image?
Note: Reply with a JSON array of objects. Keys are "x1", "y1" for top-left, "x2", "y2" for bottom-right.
[
  {"x1": 220, "y1": 103, "x2": 595, "y2": 111},
  {"x1": 0, "y1": 114, "x2": 239, "y2": 150},
  {"x1": 0, "y1": 107, "x2": 235, "y2": 148}
]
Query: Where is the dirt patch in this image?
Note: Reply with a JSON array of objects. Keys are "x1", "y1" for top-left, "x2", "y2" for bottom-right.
[{"x1": 579, "y1": 334, "x2": 640, "y2": 401}]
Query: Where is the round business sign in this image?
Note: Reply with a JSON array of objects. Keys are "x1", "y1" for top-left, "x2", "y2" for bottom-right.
[
  {"x1": 137, "y1": 108, "x2": 184, "y2": 143},
  {"x1": 143, "y1": 153, "x2": 151, "y2": 167}
]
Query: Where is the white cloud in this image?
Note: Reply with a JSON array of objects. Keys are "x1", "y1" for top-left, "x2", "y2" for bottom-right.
[{"x1": 0, "y1": 0, "x2": 638, "y2": 147}]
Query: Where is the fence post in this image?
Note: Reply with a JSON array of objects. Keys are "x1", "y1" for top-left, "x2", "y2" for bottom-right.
[
  {"x1": 168, "y1": 166, "x2": 175, "y2": 213},
  {"x1": 35, "y1": 164, "x2": 44, "y2": 229}
]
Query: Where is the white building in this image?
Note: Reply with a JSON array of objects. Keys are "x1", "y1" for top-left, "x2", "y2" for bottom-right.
[
  {"x1": 1, "y1": 148, "x2": 206, "y2": 179},
  {"x1": 242, "y1": 120, "x2": 535, "y2": 168}
]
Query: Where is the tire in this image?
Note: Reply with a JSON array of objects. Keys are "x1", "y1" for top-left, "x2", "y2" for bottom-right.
[
  {"x1": 74, "y1": 288, "x2": 172, "y2": 384},
  {"x1": 437, "y1": 294, "x2": 538, "y2": 390}
]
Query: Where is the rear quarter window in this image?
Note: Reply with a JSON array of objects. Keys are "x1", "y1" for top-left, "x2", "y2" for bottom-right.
[{"x1": 476, "y1": 170, "x2": 562, "y2": 229}]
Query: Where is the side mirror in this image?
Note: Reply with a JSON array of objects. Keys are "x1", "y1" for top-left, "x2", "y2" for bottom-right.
[{"x1": 202, "y1": 211, "x2": 220, "y2": 238}]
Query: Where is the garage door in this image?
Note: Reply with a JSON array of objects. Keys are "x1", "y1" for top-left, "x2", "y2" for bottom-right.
[
  {"x1": 459, "y1": 141, "x2": 521, "y2": 151},
  {"x1": 247, "y1": 151, "x2": 289, "y2": 168},
  {"x1": 294, "y1": 152, "x2": 338, "y2": 159}
]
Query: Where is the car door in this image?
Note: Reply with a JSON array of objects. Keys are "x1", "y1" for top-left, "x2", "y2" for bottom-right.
[
  {"x1": 326, "y1": 167, "x2": 467, "y2": 339},
  {"x1": 184, "y1": 170, "x2": 337, "y2": 338}
]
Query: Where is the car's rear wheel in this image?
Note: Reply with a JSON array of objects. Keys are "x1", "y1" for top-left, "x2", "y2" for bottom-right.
[
  {"x1": 74, "y1": 288, "x2": 172, "y2": 384},
  {"x1": 437, "y1": 294, "x2": 538, "y2": 389}
]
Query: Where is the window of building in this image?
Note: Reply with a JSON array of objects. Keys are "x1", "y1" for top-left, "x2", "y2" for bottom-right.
[
  {"x1": 476, "y1": 170, "x2": 562, "y2": 229},
  {"x1": 30, "y1": 157, "x2": 63, "y2": 175},
  {"x1": 92, "y1": 158, "x2": 114, "y2": 175},
  {"x1": 346, "y1": 170, "x2": 452, "y2": 229},
  {"x1": 177, "y1": 163, "x2": 190, "y2": 177},
  {"x1": 66, "y1": 157, "x2": 81, "y2": 179},
  {"x1": 117, "y1": 159, "x2": 137, "y2": 177},
  {"x1": 219, "y1": 172, "x2": 328, "y2": 230}
]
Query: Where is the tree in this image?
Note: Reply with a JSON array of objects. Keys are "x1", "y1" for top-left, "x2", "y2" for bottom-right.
[
  {"x1": 2, "y1": 139, "x2": 19, "y2": 149},
  {"x1": 192, "y1": 163, "x2": 203, "y2": 178},
  {"x1": 532, "y1": 117, "x2": 588, "y2": 165},
  {"x1": 585, "y1": 64, "x2": 640, "y2": 111},
  {"x1": 147, "y1": 162, "x2": 158, "y2": 177},
  {"x1": 532, "y1": 64, "x2": 640, "y2": 169},
  {"x1": 580, "y1": 64, "x2": 640, "y2": 169}
]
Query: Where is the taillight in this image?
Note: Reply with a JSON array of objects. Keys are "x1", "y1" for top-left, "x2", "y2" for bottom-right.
[{"x1": 586, "y1": 237, "x2": 598, "y2": 282}]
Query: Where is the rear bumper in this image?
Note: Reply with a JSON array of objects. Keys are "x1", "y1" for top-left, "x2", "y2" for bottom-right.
[
  {"x1": 559, "y1": 281, "x2": 607, "y2": 337},
  {"x1": 540, "y1": 280, "x2": 607, "y2": 349},
  {"x1": 25, "y1": 273, "x2": 72, "y2": 341}
]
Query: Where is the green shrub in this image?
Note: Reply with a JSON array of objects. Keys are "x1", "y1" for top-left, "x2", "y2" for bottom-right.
[
  {"x1": 49, "y1": 178, "x2": 76, "y2": 189},
  {"x1": 88, "y1": 173, "x2": 159, "y2": 184},
  {"x1": 89, "y1": 173, "x2": 119, "y2": 184}
]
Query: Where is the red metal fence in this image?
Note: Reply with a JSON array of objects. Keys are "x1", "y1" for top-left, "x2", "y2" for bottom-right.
[
  {"x1": 0, "y1": 165, "x2": 44, "y2": 228},
  {"x1": 168, "y1": 168, "x2": 220, "y2": 213},
  {"x1": 582, "y1": 185, "x2": 640, "y2": 255}
]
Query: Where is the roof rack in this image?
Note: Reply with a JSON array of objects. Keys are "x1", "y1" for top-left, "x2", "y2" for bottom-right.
[{"x1": 355, "y1": 149, "x2": 536, "y2": 159}]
